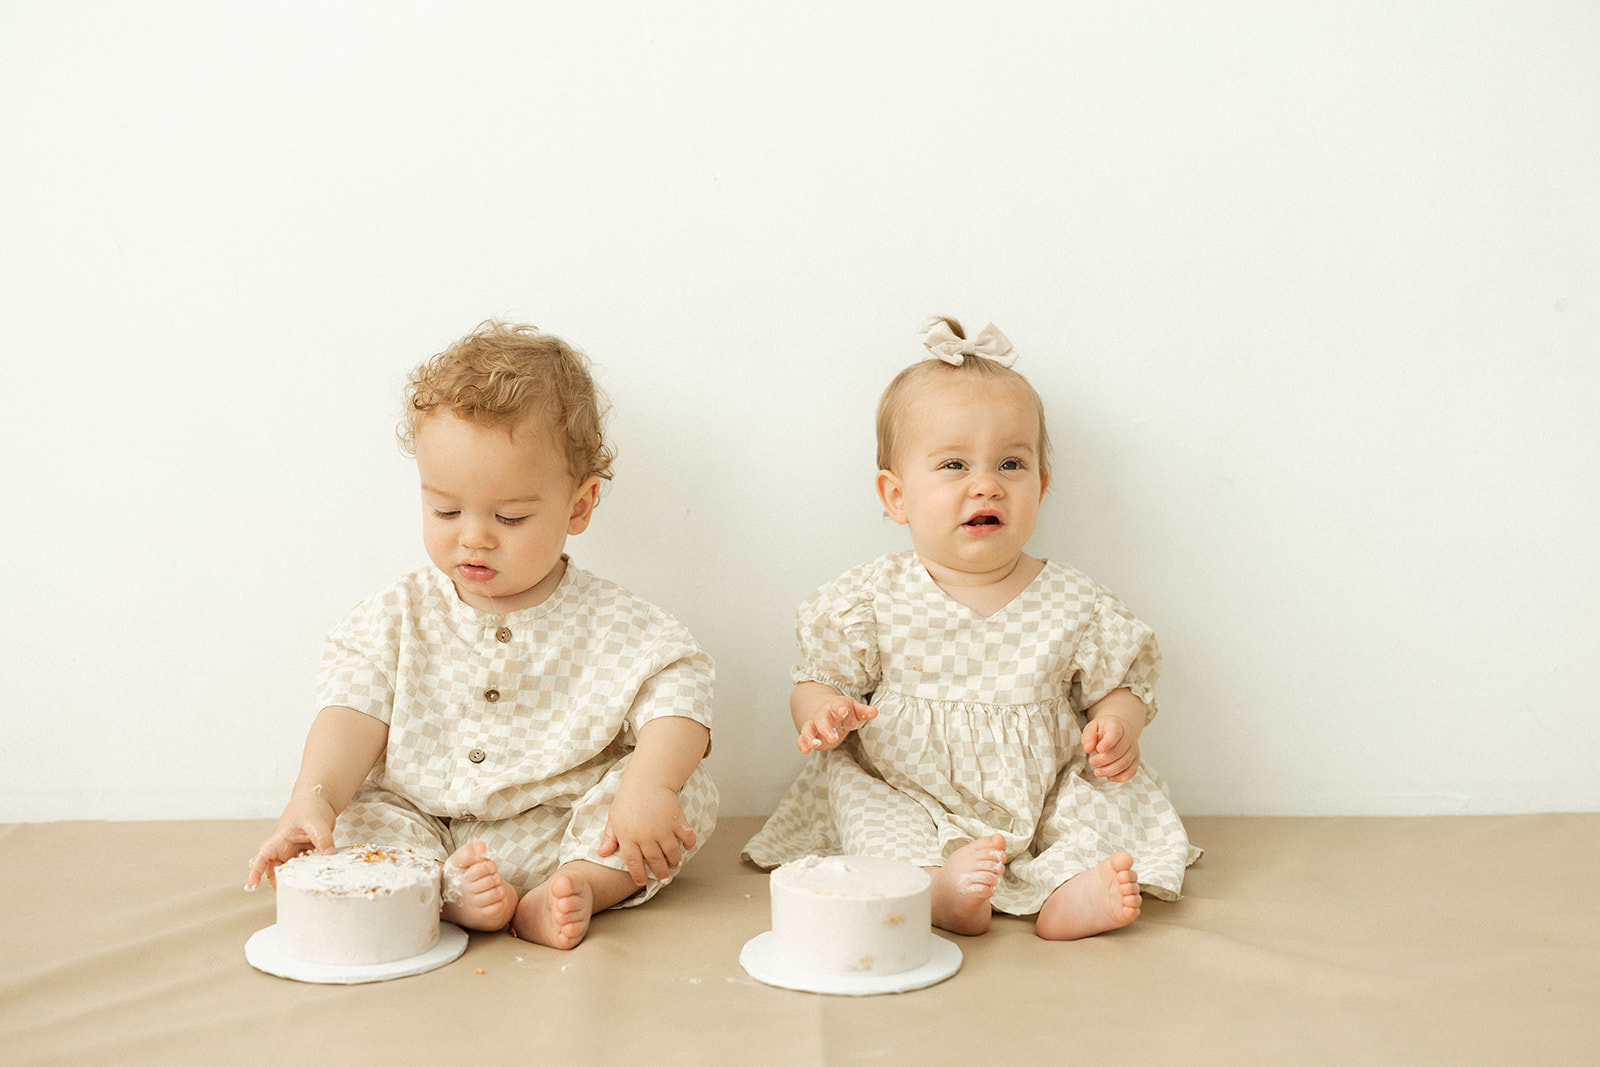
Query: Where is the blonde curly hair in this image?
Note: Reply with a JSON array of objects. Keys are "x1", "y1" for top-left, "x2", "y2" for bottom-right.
[
  {"x1": 399, "y1": 320, "x2": 615, "y2": 485},
  {"x1": 875, "y1": 317, "x2": 1052, "y2": 475}
]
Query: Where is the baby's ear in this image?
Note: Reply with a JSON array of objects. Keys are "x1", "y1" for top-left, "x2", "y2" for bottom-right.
[
  {"x1": 568, "y1": 476, "x2": 602, "y2": 534},
  {"x1": 875, "y1": 469, "x2": 909, "y2": 525}
]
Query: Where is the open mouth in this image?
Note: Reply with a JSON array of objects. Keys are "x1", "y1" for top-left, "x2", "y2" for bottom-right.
[{"x1": 963, "y1": 513, "x2": 1002, "y2": 528}]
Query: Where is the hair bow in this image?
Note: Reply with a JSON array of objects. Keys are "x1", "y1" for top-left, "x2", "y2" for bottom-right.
[{"x1": 922, "y1": 321, "x2": 1017, "y2": 367}]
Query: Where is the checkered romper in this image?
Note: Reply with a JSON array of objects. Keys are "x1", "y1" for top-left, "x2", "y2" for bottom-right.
[
  {"x1": 743, "y1": 551, "x2": 1198, "y2": 913},
  {"x1": 317, "y1": 561, "x2": 718, "y2": 906}
]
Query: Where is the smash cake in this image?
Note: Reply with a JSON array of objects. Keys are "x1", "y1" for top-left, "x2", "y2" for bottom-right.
[
  {"x1": 246, "y1": 845, "x2": 467, "y2": 983},
  {"x1": 740, "y1": 854, "x2": 962, "y2": 995},
  {"x1": 274, "y1": 845, "x2": 442, "y2": 965}
]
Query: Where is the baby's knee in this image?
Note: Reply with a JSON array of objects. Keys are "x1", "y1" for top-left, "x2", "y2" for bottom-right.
[
  {"x1": 677, "y1": 767, "x2": 721, "y2": 848},
  {"x1": 336, "y1": 791, "x2": 451, "y2": 861}
]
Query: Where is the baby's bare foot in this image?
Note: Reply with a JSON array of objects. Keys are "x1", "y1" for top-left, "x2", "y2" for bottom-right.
[
  {"x1": 512, "y1": 870, "x2": 594, "y2": 950},
  {"x1": 1035, "y1": 851, "x2": 1141, "y2": 941},
  {"x1": 927, "y1": 834, "x2": 1006, "y2": 936},
  {"x1": 440, "y1": 841, "x2": 517, "y2": 932}
]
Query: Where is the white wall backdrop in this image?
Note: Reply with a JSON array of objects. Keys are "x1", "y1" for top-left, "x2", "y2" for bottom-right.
[{"x1": 3, "y1": 2, "x2": 1597, "y2": 821}]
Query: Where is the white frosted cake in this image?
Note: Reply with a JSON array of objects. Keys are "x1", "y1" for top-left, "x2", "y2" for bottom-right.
[
  {"x1": 769, "y1": 855, "x2": 932, "y2": 977},
  {"x1": 274, "y1": 845, "x2": 443, "y2": 966}
]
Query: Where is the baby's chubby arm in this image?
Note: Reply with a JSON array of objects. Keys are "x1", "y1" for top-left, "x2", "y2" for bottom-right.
[
  {"x1": 791, "y1": 680, "x2": 878, "y2": 754},
  {"x1": 245, "y1": 705, "x2": 388, "y2": 889},
  {"x1": 1081, "y1": 688, "x2": 1147, "y2": 782},
  {"x1": 600, "y1": 715, "x2": 712, "y2": 887}
]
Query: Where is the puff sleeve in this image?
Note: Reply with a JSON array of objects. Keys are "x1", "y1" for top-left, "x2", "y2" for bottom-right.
[
  {"x1": 1068, "y1": 590, "x2": 1162, "y2": 722},
  {"x1": 790, "y1": 563, "x2": 882, "y2": 705}
]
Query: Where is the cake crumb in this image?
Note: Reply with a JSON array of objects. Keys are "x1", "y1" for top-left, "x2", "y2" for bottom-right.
[{"x1": 474, "y1": 968, "x2": 486, "y2": 975}]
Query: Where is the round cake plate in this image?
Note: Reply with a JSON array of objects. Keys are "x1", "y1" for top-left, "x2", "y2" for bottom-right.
[
  {"x1": 245, "y1": 922, "x2": 468, "y2": 985},
  {"x1": 739, "y1": 931, "x2": 962, "y2": 996}
]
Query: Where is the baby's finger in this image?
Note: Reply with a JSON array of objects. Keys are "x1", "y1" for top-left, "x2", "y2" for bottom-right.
[
  {"x1": 1099, "y1": 717, "x2": 1126, "y2": 749},
  {"x1": 622, "y1": 842, "x2": 648, "y2": 886},
  {"x1": 663, "y1": 834, "x2": 685, "y2": 872},
  {"x1": 598, "y1": 827, "x2": 618, "y2": 857},
  {"x1": 246, "y1": 839, "x2": 290, "y2": 889},
  {"x1": 674, "y1": 819, "x2": 698, "y2": 852},
  {"x1": 646, "y1": 840, "x2": 676, "y2": 880},
  {"x1": 1097, "y1": 748, "x2": 1136, "y2": 779}
]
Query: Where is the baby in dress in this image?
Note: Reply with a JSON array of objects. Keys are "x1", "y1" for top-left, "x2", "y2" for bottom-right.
[
  {"x1": 744, "y1": 318, "x2": 1198, "y2": 940},
  {"x1": 247, "y1": 321, "x2": 718, "y2": 949}
]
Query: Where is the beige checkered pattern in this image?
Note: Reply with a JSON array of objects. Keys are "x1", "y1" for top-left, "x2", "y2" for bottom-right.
[
  {"x1": 320, "y1": 562, "x2": 718, "y2": 905},
  {"x1": 743, "y1": 551, "x2": 1199, "y2": 913}
]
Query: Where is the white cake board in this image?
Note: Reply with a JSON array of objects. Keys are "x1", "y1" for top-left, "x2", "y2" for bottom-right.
[
  {"x1": 739, "y1": 931, "x2": 962, "y2": 996},
  {"x1": 245, "y1": 922, "x2": 468, "y2": 985}
]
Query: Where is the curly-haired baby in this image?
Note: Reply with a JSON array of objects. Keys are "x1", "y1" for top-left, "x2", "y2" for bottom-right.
[{"x1": 247, "y1": 321, "x2": 718, "y2": 949}]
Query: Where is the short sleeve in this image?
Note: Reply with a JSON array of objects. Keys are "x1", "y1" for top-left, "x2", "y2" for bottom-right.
[
  {"x1": 790, "y1": 566, "x2": 880, "y2": 704},
  {"x1": 315, "y1": 596, "x2": 399, "y2": 725},
  {"x1": 1068, "y1": 591, "x2": 1162, "y2": 722},
  {"x1": 625, "y1": 642, "x2": 716, "y2": 737}
]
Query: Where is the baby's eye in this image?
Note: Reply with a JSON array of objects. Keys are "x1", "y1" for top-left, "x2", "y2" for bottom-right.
[
  {"x1": 999, "y1": 459, "x2": 1025, "y2": 471},
  {"x1": 939, "y1": 460, "x2": 968, "y2": 471},
  {"x1": 432, "y1": 509, "x2": 460, "y2": 520},
  {"x1": 496, "y1": 515, "x2": 527, "y2": 526}
]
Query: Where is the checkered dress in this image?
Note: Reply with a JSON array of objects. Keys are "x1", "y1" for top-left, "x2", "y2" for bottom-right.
[
  {"x1": 742, "y1": 551, "x2": 1199, "y2": 912},
  {"x1": 316, "y1": 560, "x2": 718, "y2": 904}
]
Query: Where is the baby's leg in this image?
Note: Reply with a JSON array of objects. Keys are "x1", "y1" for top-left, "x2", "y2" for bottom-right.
[
  {"x1": 1035, "y1": 852, "x2": 1141, "y2": 940},
  {"x1": 511, "y1": 860, "x2": 640, "y2": 950},
  {"x1": 926, "y1": 834, "x2": 1006, "y2": 936},
  {"x1": 440, "y1": 841, "x2": 518, "y2": 932},
  {"x1": 337, "y1": 789, "x2": 518, "y2": 926}
]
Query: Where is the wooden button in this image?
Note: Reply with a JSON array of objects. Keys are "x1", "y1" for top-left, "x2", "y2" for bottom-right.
[
  {"x1": 468, "y1": 748, "x2": 486, "y2": 764},
  {"x1": 484, "y1": 688, "x2": 500, "y2": 702},
  {"x1": 495, "y1": 627, "x2": 512, "y2": 643}
]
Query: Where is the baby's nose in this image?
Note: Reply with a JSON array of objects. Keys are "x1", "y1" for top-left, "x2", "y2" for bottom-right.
[
  {"x1": 460, "y1": 519, "x2": 496, "y2": 548},
  {"x1": 970, "y1": 473, "x2": 1003, "y2": 495}
]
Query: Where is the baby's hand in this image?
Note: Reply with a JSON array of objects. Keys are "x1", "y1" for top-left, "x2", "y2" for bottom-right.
[
  {"x1": 599, "y1": 782, "x2": 696, "y2": 887},
  {"x1": 244, "y1": 793, "x2": 338, "y2": 890},
  {"x1": 798, "y1": 697, "x2": 877, "y2": 754},
  {"x1": 1081, "y1": 716, "x2": 1141, "y2": 783}
]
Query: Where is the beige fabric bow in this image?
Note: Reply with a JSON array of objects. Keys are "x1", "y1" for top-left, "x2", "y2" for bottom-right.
[{"x1": 921, "y1": 321, "x2": 1017, "y2": 367}]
